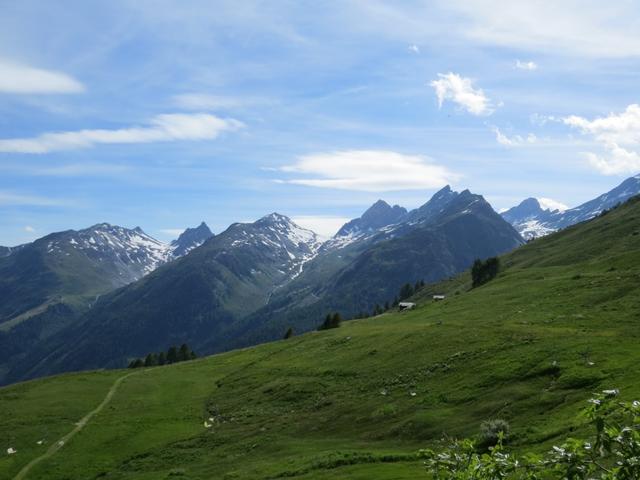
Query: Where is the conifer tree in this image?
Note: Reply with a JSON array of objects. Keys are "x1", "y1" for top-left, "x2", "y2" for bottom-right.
[
  {"x1": 167, "y1": 346, "x2": 178, "y2": 364},
  {"x1": 179, "y1": 343, "x2": 191, "y2": 361},
  {"x1": 158, "y1": 351, "x2": 167, "y2": 365},
  {"x1": 284, "y1": 327, "x2": 294, "y2": 339},
  {"x1": 399, "y1": 283, "x2": 414, "y2": 300},
  {"x1": 144, "y1": 353, "x2": 158, "y2": 367}
]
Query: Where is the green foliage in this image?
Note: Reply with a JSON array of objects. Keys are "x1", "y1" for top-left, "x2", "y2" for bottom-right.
[
  {"x1": 399, "y1": 283, "x2": 415, "y2": 300},
  {"x1": 128, "y1": 344, "x2": 196, "y2": 368},
  {"x1": 423, "y1": 390, "x2": 640, "y2": 479},
  {"x1": 144, "y1": 353, "x2": 158, "y2": 367},
  {"x1": 318, "y1": 312, "x2": 342, "y2": 330},
  {"x1": 479, "y1": 419, "x2": 510, "y2": 447},
  {"x1": 3, "y1": 199, "x2": 640, "y2": 478},
  {"x1": 471, "y1": 257, "x2": 500, "y2": 288}
]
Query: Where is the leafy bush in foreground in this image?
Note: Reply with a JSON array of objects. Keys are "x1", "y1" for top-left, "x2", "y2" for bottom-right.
[
  {"x1": 479, "y1": 419, "x2": 510, "y2": 448},
  {"x1": 422, "y1": 389, "x2": 640, "y2": 479}
]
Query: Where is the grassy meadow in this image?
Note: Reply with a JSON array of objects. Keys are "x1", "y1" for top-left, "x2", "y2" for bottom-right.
[{"x1": 1, "y1": 198, "x2": 640, "y2": 479}]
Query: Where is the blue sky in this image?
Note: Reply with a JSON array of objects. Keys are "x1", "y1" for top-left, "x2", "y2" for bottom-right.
[{"x1": 2, "y1": 0, "x2": 640, "y2": 245}]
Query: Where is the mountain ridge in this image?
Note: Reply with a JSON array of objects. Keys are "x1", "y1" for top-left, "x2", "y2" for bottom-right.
[{"x1": 502, "y1": 174, "x2": 640, "y2": 239}]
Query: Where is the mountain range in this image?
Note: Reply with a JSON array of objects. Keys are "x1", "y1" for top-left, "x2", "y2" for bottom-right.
[
  {"x1": 502, "y1": 174, "x2": 640, "y2": 239},
  {"x1": 1, "y1": 174, "x2": 639, "y2": 384},
  {"x1": 0, "y1": 222, "x2": 212, "y2": 384}
]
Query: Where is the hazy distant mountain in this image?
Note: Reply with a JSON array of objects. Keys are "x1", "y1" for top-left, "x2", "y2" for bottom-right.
[
  {"x1": 0, "y1": 221, "x2": 211, "y2": 384},
  {"x1": 170, "y1": 222, "x2": 214, "y2": 257},
  {"x1": 228, "y1": 186, "x2": 524, "y2": 349},
  {"x1": 503, "y1": 175, "x2": 640, "y2": 239},
  {"x1": 4, "y1": 187, "x2": 524, "y2": 384},
  {"x1": 336, "y1": 200, "x2": 407, "y2": 238},
  {"x1": 8, "y1": 214, "x2": 323, "y2": 381}
]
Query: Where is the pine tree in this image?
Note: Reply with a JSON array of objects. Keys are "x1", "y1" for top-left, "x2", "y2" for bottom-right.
[
  {"x1": 167, "y1": 346, "x2": 178, "y2": 364},
  {"x1": 158, "y1": 351, "x2": 167, "y2": 365},
  {"x1": 179, "y1": 343, "x2": 191, "y2": 362},
  {"x1": 393, "y1": 296, "x2": 399, "y2": 307},
  {"x1": 284, "y1": 327, "x2": 294, "y2": 339},
  {"x1": 472, "y1": 257, "x2": 500, "y2": 288},
  {"x1": 144, "y1": 353, "x2": 158, "y2": 367},
  {"x1": 129, "y1": 358, "x2": 143, "y2": 368},
  {"x1": 384, "y1": 301, "x2": 390, "y2": 311},
  {"x1": 319, "y1": 312, "x2": 342, "y2": 330},
  {"x1": 399, "y1": 283, "x2": 414, "y2": 300}
]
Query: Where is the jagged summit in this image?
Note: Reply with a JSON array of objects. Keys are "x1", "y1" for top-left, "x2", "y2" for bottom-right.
[
  {"x1": 170, "y1": 222, "x2": 214, "y2": 257},
  {"x1": 336, "y1": 200, "x2": 407, "y2": 238},
  {"x1": 502, "y1": 174, "x2": 640, "y2": 239}
]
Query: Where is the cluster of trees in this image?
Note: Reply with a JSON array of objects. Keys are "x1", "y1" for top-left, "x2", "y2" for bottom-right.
[
  {"x1": 471, "y1": 257, "x2": 500, "y2": 288},
  {"x1": 354, "y1": 279, "x2": 427, "y2": 319},
  {"x1": 317, "y1": 312, "x2": 343, "y2": 330},
  {"x1": 312, "y1": 279, "x2": 429, "y2": 334},
  {"x1": 128, "y1": 343, "x2": 196, "y2": 368}
]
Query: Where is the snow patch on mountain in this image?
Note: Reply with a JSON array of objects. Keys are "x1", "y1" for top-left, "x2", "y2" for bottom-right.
[{"x1": 502, "y1": 175, "x2": 640, "y2": 239}]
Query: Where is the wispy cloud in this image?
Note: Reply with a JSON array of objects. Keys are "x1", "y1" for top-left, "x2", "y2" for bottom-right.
[
  {"x1": 0, "y1": 59, "x2": 85, "y2": 94},
  {"x1": 0, "y1": 191, "x2": 69, "y2": 207},
  {"x1": 430, "y1": 73, "x2": 493, "y2": 116},
  {"x1": 515, "y1": 59, "x2": 537, "y2": 71},
  {"x1": 0, "y1": 113, "x2": 244, "y2": 154},
  {"x1": 563, "y1": 104, "x2": 640, "y2": 174},
  {"x1": 491, "y1": 126, "x2": 537, "y2": 147},
  {"x1": 23, "y1": 225, "x2": 36, "y2": 233},
  {"x1": 173, "y1": 93, "x2": 245, "y2": 110},
  {"x1": 278, "y1": 150, "x2": 458, "y2": 192},
  {"x1": 441, "y1": 1, "x2": 640, "y2": 58},
  {"x1": 408, "y1": 44, "x2": 420, "y2": 54},
  {"x1": 538, "y1": 197, "x2": 568, "y2": 212},
  {"x1": 291, "y1": 216, "x2": 351, "y2": 237},
  {"x1": 158, "y1": 228, "x2": 185, "y2": 237}
]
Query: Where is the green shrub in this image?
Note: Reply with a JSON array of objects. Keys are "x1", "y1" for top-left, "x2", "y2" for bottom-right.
[
  {"x1": 479, "y1": 418, "x2": 510, "y2": 447},
  {"x1": 422, "y1": 389, "x2": 640, "y2": 479}
]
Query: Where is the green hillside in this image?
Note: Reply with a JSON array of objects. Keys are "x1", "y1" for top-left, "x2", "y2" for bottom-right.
[{"x1": 1, "y1": 197, "x2": 640, "y2": 479}]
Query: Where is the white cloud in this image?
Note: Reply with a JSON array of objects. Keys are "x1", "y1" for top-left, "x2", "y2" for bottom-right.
[
  {"x1": 491, "y1": 126, "x2": 536, "y2": 147},
  {"x1": 158, "y1": 228, "x2": 185, "y2": 237},
  {"x1": 430, "y1": 73, "x2": 492, "y2": 116},
  {"x1": 563, "y1": 104, "x2": 640, "y2": 174},
  {"x1": 24, "y1": 225, "x2": 36, "y2": 233},
  {"x1": 291, "y1": 216, "x2": 352, "y2": 238},
  {"x1": 0, "y1": 60, "x2": 85, "y2": 94},
  {"x1": 0, "y1": 192, "x2": 68, "y2": 207},
  {"x1": 173, "y1": 93, "x2": 243, "y2": 110},
  {"x1": 440, "y1": 1, "x2": 640, "y2": 58},
  {"x1": 35, "y1": 162, "x2": 130, "y2": 177},
  {"x1": 0, "y1": 113, "x2": 243, "y2": 154},
  {"x1": 515, "y1": 60, "x2": 537, "y2": 71},
  {"x1": 278, "y1": 150, "x2": 458, "y2": 192},
  {"x1": 408, "y1": 44, "x2": 420, "y2": 54},
  {"x1": 538, "y1": 197, "x2": 568, "y2": 212}
]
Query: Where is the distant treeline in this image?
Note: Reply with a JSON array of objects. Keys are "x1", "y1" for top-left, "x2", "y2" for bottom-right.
[
  {"x1": 297, "y1": 279, "x2": 428, "y2": 336},
  {"x1": 301, "y1": 255, "x2": 502, "y2": 337},
  {"x1": 128, "y1": 343, "x2": 196, "y2": 368}
]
